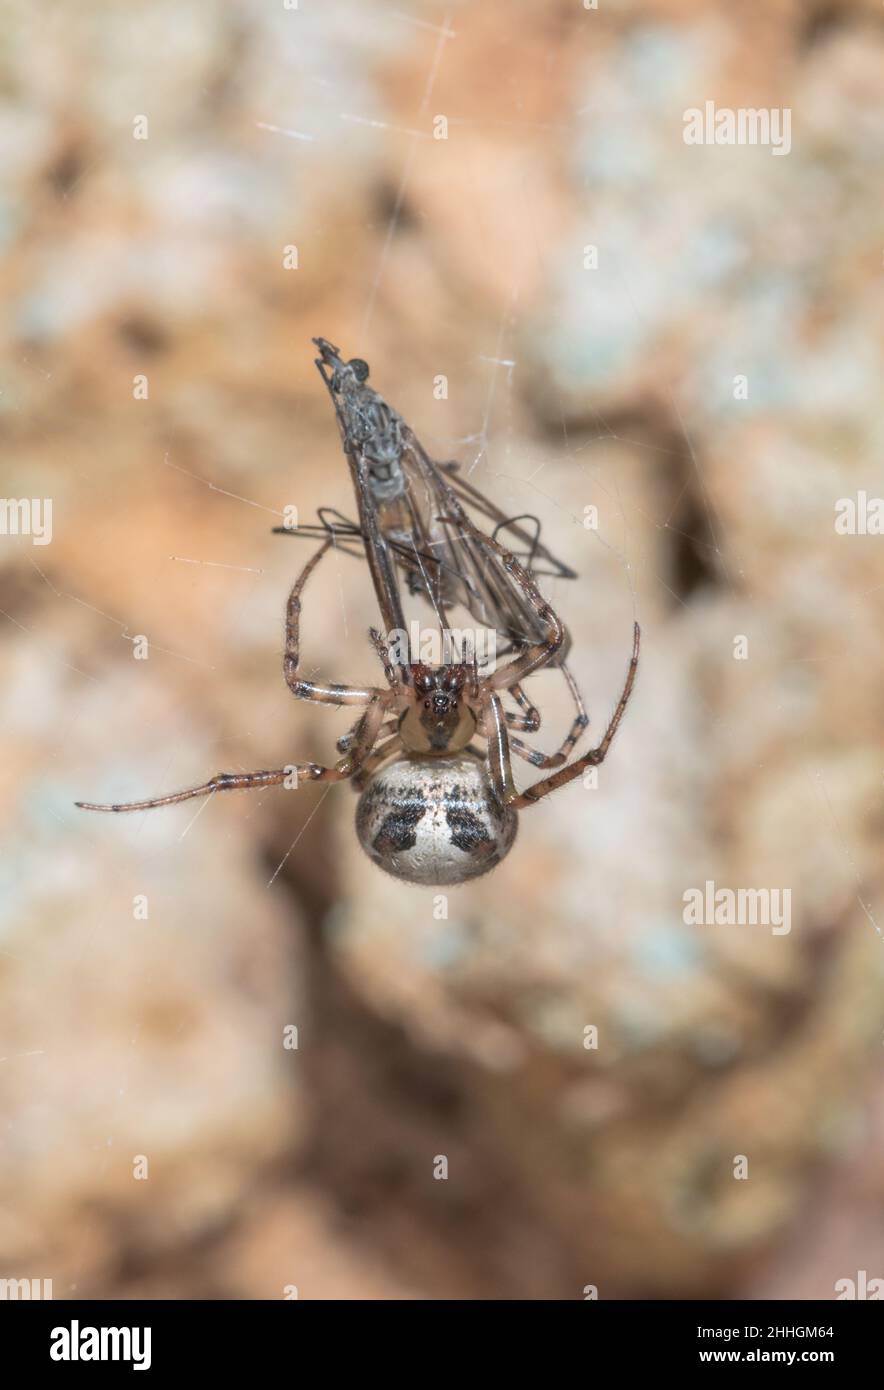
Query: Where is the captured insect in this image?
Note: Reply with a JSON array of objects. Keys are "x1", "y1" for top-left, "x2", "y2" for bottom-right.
[
  {"x1": 278, "y1": 338, "x2": 592, "y2": 771},
  {"x1": 77, "y1": 339, "x2": 640, "y2": 885},
  {"x1": 299, "y1": 337, "x2": 576, "y2": 658}
]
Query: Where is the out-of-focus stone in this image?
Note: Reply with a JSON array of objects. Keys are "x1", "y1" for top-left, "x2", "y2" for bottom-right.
[{"x1": 2, "y1": 0, "x2": 883, "y2": 1301}]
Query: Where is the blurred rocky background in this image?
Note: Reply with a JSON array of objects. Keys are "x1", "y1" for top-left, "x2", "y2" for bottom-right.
[{"x1": 1, "y1": 0, "x2": 883, "y2": 1299}]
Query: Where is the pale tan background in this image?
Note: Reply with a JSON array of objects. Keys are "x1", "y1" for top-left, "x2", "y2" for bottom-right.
[{"x1": 1, "y1": 0, "x2": 883, "y2": 1299}]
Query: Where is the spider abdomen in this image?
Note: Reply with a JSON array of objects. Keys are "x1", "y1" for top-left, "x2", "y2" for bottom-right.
[{"x1": 355, "y1": 750, "x2": 517, "y2": 886}]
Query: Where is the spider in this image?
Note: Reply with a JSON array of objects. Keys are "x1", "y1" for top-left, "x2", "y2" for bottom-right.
[{"x1": 77, "y1": 517, "x2": 640, "y2": 886}]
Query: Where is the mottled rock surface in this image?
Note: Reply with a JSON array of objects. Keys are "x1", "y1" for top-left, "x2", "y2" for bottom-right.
[{"x1": 1, "y1": 0, "x2": 882, "y2": 1298}]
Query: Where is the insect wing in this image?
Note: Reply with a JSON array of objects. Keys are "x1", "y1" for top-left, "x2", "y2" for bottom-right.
[{"x1": 393, "y1": 425, "x2": 573, "y2": 661}]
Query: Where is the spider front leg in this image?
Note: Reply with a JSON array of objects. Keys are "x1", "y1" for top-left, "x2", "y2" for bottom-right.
[
  {"x1": 285, "y1": 538, "x2": 384, "y2": 707},
  {"x1": 509, "y1": 623, "x2": 640, "y2": 810}
]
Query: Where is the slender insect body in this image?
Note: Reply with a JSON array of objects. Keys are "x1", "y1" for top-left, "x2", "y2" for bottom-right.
[{"x1": 324, "y1": 352, "x2": 409, "y2": 503}]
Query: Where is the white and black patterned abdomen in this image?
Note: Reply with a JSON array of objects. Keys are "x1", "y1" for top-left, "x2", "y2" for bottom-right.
[{"x1": 355, "y1": 751, "x2": 517, "y2": 886}]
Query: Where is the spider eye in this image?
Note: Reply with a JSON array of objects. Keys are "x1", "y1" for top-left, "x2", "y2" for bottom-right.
[
  {"x1": 411, "y1": 664, "x2": 435, "y2": 693},
  {"x1": 441, "y1": 667, "x2": 465, "y2": 692}
]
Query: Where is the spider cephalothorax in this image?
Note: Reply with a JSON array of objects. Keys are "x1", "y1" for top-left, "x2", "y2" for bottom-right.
[{"x1": 400, "y1": 662, "x2": 476, "y2": 755}]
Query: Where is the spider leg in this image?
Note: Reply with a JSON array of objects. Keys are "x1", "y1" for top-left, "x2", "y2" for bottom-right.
[
  {"x1": 443, "y1": 516, "x2": 565, "y2": 689},
  {"x1": 368, "y1": 626, "x2": 402, "y2": 689},
  {"x1": 465, "y1": 634, "x2": 480, "y2": 699},
  {"x1": 285, "y1": 538, "x2": 384, "y2": 706},
  {"x1": 503, "y1": 712, "x2": 542, "y2": 732},
  {"x1": 509, "y1": 623, "x2": 640, "y2": 810},
  {"x1": 330, "y1": 693, "x2": 391, "y2": 776},
  {"x1": 504, "y1": 680, "x2": 541, "y2": 732},
  {"x1": 507, "y1": 733, "x2": 576, "y2": 770},
  {"x1": 77, "y1": 695, "x2": 394, "y2": 812},
  {"x1": 337, "y1": 715, "x2": 398, "y2": 753},
  {"x1": 76, "y1": 768, "x2": 297, "y2": 813},
  {"x1": 483, "y1": 691, "x2": 516, "y2": 804},
  {"x1": 350, "y1": 732, "x2": 404, "y2": 791},
  {"x1": 77, "y1": 538, "x2": 402, "y2": 814},
  {"x1": 504, "y1": 663, "x2": 589, "y2": 768}
]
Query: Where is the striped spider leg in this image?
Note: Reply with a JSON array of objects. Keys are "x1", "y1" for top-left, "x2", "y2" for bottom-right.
[
  {"x1": 76, "y1": 538, "x2": 403, "y2": 815},
  {"x1": 460, "y1": 524, "x2": 640, "y2": 812}
]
